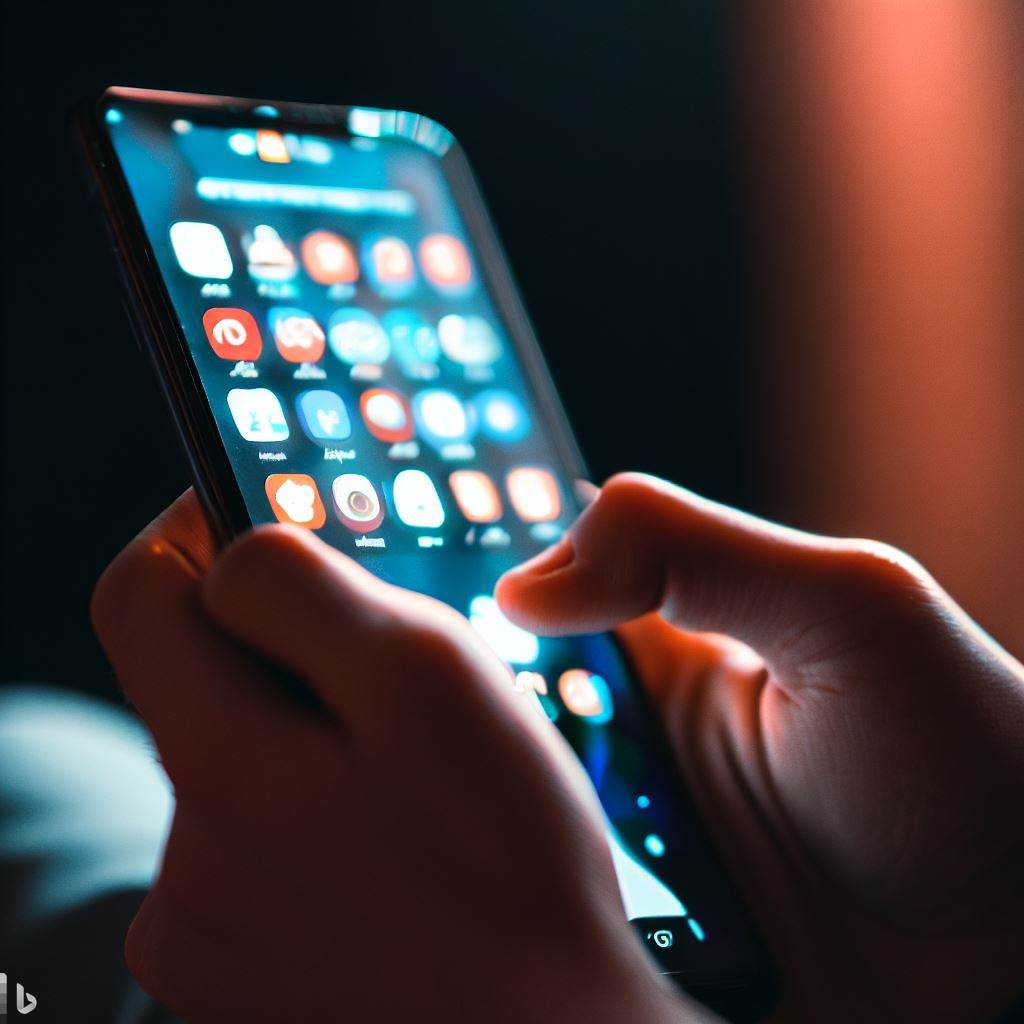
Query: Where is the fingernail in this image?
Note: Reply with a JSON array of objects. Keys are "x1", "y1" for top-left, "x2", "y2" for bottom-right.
[{"x1": 510, "y1": 537, "x2": 575, "y2": 578}]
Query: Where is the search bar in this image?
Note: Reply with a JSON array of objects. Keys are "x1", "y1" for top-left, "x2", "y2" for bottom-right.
[{"x1": 196, "y1": 177, "x2": 416, "y2": 215}]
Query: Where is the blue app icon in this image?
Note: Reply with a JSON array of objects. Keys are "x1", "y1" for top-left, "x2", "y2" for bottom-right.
[
  {"x1": 382, "y1": 309, "x2": 441, "y2": 379},
  {"x1": 296, "y1": 390, "x2": 352, "y2": 443},
  {"x1": 472, "y1": 389, "x2": 531, "y2": 444}
]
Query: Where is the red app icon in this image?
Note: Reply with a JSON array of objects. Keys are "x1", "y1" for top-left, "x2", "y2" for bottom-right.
[
  {"x1": 301, "y1": 231, "x2": 359, "y2": 285},
  {"x1": 359, "y1": 388, "x2": 414, "y2": 442},
  {"x1": 203, "y1": 308, "x2": 262, "y2": 361},
  {"x1": 269, "y1": 307, "x2": 326, "y2": 363},
  {"x1": 419, "y1": 234, "x2": 473, "y2": 290},
  {"x1": 265, "y1": 474, "x2": 326, "y2": 528}
]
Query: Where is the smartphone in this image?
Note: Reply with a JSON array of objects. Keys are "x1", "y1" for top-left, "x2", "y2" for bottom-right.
[{"x1": 77, "y1": 87, "x2": 774, "y2": 1017}]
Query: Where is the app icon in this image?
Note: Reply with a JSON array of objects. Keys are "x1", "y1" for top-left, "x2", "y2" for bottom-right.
[
  {"x1": 412, "y1": 389, "x2": 475, "y2": 450},
  {"x1": 359, "y1": 388, "x2": 414, "y2": 442},
  {"x1": 468, "y1": 595, "x2": 539, "y2": 665},
  {"x1": 392, "y1": 469, "x2": 445, "y2": 528},
  {"x1": 170, "y1": 221, "x2": 233, "y2": 279},
  {"x1": 332, "y1": 474, "x2": 385, "y2": 533},
  {"x1": 505, "y1": 467, "x2": 561, "y2": 522},
  {"x1": 364, "y1": 235, "x2": 416, "y2": 297},
  {"x1": 296, "y1": 390, "x2": 352, "y2": 443},
  {"x1": 265, "y1": 474, "x2": 326, "y2": 527},
  {"x1": 245, "y1": 224, "x2": 298, "y2": 282},
  {"x1": 472, "y1": 390, "x2": 531, "y2": 444},
  {"x1": 437, "y1": 314, "x2": 502, "y2": 368},
  {"x1": 449, "y1": 470, "x2": 502, "y2": 523},
  {"x1": 327, "y1": 308, "x2": 390, "y2": 366},
  {"x1": 418, "y1": 234, "x2": 473, "y2": 292},
  {"x1": 557, "y1": 669, "x2": 613, "y2": 724},
  {"x1": 381, "y1": 310, "x2": 441, "y2": 379},
  {"x1": 256, "y1": 128, "x2": 290, "y2": 163},
  {"x1": 301, "y1": 230, "x2": 359, "y2": 285},
  {"x1": 268, "y1": 307, "x2": 325, "y2": 363},
  {"x1": 203, "y1": 308, "x2": 263, "y2": 361},
  {"x1": 227, "y1": 388, "x2": 289, "y2": 442}
]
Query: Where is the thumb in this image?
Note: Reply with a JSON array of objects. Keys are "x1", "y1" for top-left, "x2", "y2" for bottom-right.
[{"x1": 496, "y1": 473, "x2": 939, "y2": 671}]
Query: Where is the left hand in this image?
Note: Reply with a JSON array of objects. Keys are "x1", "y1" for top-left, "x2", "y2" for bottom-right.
[{"x1": 91, "y1": 490, "x2": 697, "y2": 1023}]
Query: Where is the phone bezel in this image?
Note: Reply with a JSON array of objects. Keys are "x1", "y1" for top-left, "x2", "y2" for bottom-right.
[{"x1": 75, "y1": 86, "x2": 776, "y2": 1014}]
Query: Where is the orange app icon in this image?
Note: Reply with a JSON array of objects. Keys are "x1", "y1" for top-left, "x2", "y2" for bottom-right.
[
  {"x1": 265, "y1": 474, "x2": 326, "y2": 528},
  {"x1": 557, "y1": 670, "x2": 613, "y2": 724},
  {"x1": 449, "y1": 470, "x2": 502, "y2": 523},
  {"x1": 505, "y1": 468, "x2": 561, "y2": 523},
  {"x1": 301, "y1": 231, "x2": 359, "y2": 285},
  {"x1": 359, "y1": 388, "x2": 414, "y2": 443},
  {"x1": 256, "y1": 129, "x2": 291, "y2": 163},
  {"x1": 203, "y1": 308, "x2": 263, "y2": 361},
  {"x1": 419, "y1": 234, "x2": 473, "y2": 290}
]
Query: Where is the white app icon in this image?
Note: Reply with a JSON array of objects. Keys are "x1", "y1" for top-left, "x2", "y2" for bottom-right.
[
  {"x1": 392, "y1": 469, "x2": 445, "y2": 528},
  {"x1": 332, "y1": 474, "x2": 385, "y2": 533},
  {"x1": 413, "y1": 389, "x2": 473, "y2": 448},
  {"x1": 437, "y1": 314, "x2": 501, "y2": 367},
  {"x1": 274, "y1": 478, "x2": 316, "y2": 523},
  {"x1": 169, "y1": 221, "x2": 233, "y2": 279},
  {"x1": 245, "y1": 224, "x2": 298, "y2": 281},
  {"x1": 227, "y1": 388, "x2": 289, "y2": 442}
]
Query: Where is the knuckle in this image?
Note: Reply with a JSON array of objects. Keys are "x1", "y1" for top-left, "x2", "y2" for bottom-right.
[
  {"x1": 830, "y1": 539, "x2": 935, "y2": 603},
  {"x1": 388, "y1": 616, "x2": 476, "y2": 678},
  {"x1": 588, "y1": 473, "x2": 661, "y2": 533},
  {"x1": 595, "y1": 472, "x2": 687, "y2": 528},
  {"x1": 219, "y1": 523, "x2": 315, "y2": 574},
  {"x1": 209, "y1": 524, "x2": 350, "y2": 611},
  {"x1": 599, "y1": 472, "x2": 660, "y2": 512},
  {"x1": 90, "y1": 537, "x2": 171, "y2": 646},
  {"x1": 377, "y1": 602, "x2": 496, "y2": 700}
]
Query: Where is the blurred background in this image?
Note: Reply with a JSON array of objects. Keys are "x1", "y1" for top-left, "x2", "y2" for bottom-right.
[{"x1": 3, "y1": 1, "x2": 1023, "y2": 700}]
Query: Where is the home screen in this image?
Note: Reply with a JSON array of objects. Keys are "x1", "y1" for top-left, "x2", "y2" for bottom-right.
[{"x1": 101, "y1": 95, "x2": 759, "y2": 979}]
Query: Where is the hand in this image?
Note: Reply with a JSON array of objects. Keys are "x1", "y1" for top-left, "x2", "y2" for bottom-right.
[
  {"x1": 497, "y1": 473, "x2": 1024, "y2": 1023},
  {"x1": 91, "y1": 491, "x2": 698, "y2": 1024}
]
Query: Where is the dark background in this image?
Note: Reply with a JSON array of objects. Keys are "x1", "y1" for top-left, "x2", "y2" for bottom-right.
[{"x1": 3, "y1": 0, "x2": 752, "y2": 696}]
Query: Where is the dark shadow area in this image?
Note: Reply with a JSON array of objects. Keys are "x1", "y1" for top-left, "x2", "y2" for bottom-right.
[{"x1": 2, "y1": 0, "x2": 751, "y2": 699}]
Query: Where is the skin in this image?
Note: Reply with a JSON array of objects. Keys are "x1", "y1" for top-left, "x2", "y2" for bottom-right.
[
  {"x1": 91, "y1": 474, "x2": 1024, "y2": 1022},
  {"x1": 498, "y1": 474, "x2": 1024, "y2": 1022},
  {"x1": 90, "y1": 488, "x2": 693, "y2": 1024}
]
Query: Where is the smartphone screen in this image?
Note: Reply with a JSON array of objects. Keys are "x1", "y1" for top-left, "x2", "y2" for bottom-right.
[{"x1": 94, "y1": 90, "x2": 764, "y2": 987}]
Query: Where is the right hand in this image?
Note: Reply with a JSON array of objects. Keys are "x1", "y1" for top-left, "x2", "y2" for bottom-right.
[{"x1": 497, "y1": 473, "x2": 1024, "y2": 1022}]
